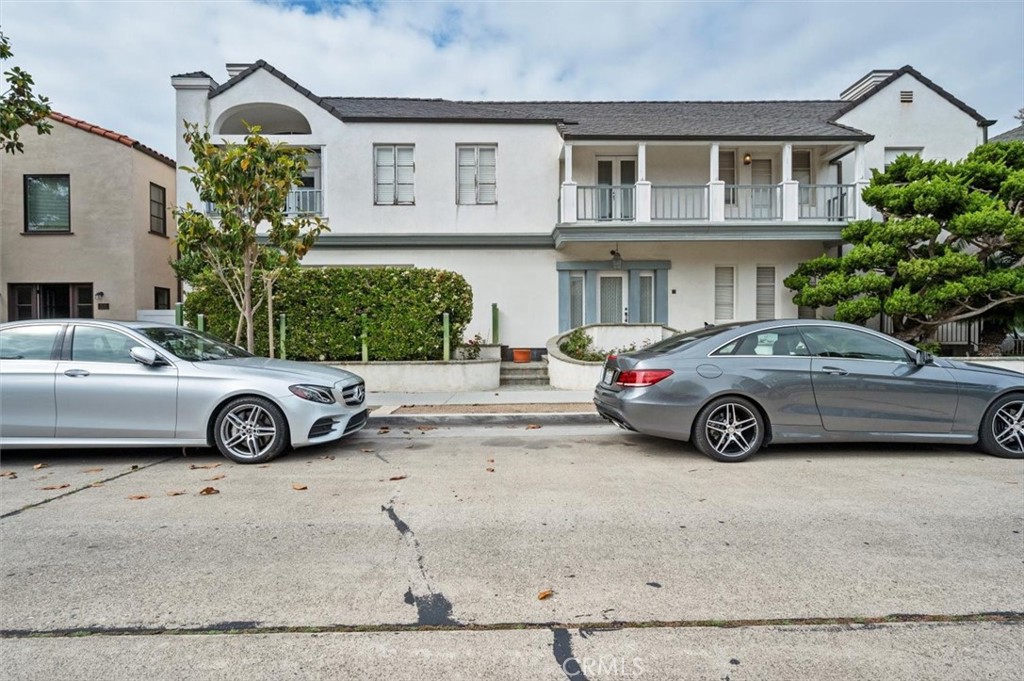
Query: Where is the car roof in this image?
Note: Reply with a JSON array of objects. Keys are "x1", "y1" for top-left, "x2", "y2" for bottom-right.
[{"x1": 0, "y1": 319, "x2": 179, "y2": 330}]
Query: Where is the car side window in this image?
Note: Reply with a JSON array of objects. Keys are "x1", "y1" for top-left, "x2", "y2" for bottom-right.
[
  {"x1": 712, "y1": 327, "x2": 808, "y2": 356},
  {"x1": 0, "y1": 325, "x2": 62, "y2": 360},
  {"x1": 799, "y1": 327, "x2": 909, "y2": 362},
  {"x1": 71, "y1": 326, "x2": 138, "y2": 364}
]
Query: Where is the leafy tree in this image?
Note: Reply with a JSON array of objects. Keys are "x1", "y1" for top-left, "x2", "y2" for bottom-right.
[
  {"x1": 1, "y1": 31, "x2": 52, "y2": 154},
  {"x1": 785, "y1": 142, "x2": 1024, "y2": 344},
  {"x1": 174, "y1": 122, "x2": 326, "y2": 353}
]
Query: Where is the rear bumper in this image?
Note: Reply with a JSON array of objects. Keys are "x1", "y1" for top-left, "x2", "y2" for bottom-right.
[{"x1": 594, "y1": 384, "x2": 698, "y2": 443}]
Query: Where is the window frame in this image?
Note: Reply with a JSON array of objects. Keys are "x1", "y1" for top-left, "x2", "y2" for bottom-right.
[
  {"x1": 154, "y1": 287, "x2": 171, "y2": 310},
  {"x1": 24, "y1": 174, "x2": 71, "y2": 233},
  {"x1": 149, "y1": 183, "x2": 167, "y2": 236},
  {"x1": 456, "y1": 144, "x2": 497, "y2": 206},
  {"x1": 374, "y1": 144, "x2": 415, "y2": 206}
]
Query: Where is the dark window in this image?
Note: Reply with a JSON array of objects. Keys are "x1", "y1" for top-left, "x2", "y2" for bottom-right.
[
  {"x1": 7, "y1": 284, "x2": 92, "y2": 320},
  {"x1": 712, "y1": 327, "x2": 808, "y2": 357},
  {"x1": 799, "y1": 327, "x2": 909, "y2": 362},
  {"x1": 25, "y1": 175, "x2": 70, "y2": 232},
  {"x1": 0, "y1": 324, "x2": 62, "y2": 360},
  {"x1": 70, "y1": 326, "x2": 137, "y2": 364},
  {"x1": 150, "y1": 183, "x2": 167, "y2": 235},
  {"x1": 154, "y1": 287, "x2": 171, "y2": 310}
]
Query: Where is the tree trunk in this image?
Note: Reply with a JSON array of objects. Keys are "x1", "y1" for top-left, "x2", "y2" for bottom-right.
[
  {"x1": 266, "y1": 278, "x2": 275, "y2": 359},
  {"x1": 243, "y1": 247, "x2": 255, "y2": 353},
  {"x1": 235, "y1": 312, "x2": 244, "y2": 346}
]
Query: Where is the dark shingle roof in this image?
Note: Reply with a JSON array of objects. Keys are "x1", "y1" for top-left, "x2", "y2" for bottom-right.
[
  {"x1": 991, "y1": 124, "x2": 1024, "y2": 142},
  {"x1": 207, "y1": 60, "x2": 876, "y2": 141},
  {"x1": 171, "y1": 70, "x2": 214, "y2": 80}
]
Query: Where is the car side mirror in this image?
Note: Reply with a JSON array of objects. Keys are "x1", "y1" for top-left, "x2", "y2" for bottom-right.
[
  {"x1": 130, "y1": 346, "x2": 160, "y2": 366},
  {"x1": 914, "y1": 349, "x2": 933, "y2": 367}
]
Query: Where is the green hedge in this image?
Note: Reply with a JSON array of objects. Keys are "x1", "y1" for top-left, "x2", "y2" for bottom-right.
[{"x1": 183, "y1": 267, "x2": 473, "y2": 361}]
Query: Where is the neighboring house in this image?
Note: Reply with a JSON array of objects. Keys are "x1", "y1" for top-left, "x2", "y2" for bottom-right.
[
  {"x1": 172, "y1": 63, "x2": 993, "y2": 349},
  {"x1": 0, "y1": 113, "x2": 178, "y2": 322},
  {"x1": 990, "y1": 124, "x2": 1024, "y2": 142}
]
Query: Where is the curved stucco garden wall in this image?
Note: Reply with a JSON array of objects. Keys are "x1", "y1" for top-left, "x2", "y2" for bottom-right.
[
  {"x1": 328, "y1": 359, "x2": 500, "y2": 392},
  {"x1": 546, "y1": 324, "x2": 677, "y2": 390}
]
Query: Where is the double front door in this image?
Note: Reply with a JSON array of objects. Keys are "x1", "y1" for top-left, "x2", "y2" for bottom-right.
[
  {"x1": 597, "y1": 272, "x2": 654, "y2": 324},
  {"x1": 597, "y1": 158, "x2": 636, "y2": 221}
]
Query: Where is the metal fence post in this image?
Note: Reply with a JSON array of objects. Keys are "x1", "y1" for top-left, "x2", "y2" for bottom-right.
[
  {"x1": 279, "y1": 313, "x2": 287, "y2": 361},
  {"x1": 197, "y1": 314, "x2": 205, "y2": 332},
  {"x1": 491, "y1": 303, "x2": 499, "y2": 345},
  {"x1": 443, "y1": 312, "x2": 451, "y2": 361},
  {"x1": 361, "y1": 313, "x2": 368, "y2": 362},
  {"x1": 174, "y1": 302, "x2": 184, "y2": 326}
]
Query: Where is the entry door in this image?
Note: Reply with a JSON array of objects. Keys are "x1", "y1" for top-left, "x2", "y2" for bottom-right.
[
  {"x1": 599, "y1": 273, "x2": 628, "y2": 323},
  {"x1": 597, "y1": 158, "x2": 637, "y2": 220},
  {"x1": 751, "y1": 159, "x2": 774, "y2": 218}
]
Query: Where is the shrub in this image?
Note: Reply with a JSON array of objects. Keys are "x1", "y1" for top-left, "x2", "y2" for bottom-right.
[
  {"x1": 183, "y1": 267, "x2": 473, "y2": 361},
  {"x1": 559, "y1": 328, "x2": 608, "y2": 362}
]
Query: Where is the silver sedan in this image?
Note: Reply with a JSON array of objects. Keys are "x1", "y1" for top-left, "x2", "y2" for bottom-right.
[
  {"x1": 0, "y1": 319, "x2": 367, "y2": 463},
  {"x1": 594, "y1": 319, "x2": 1024, "y2": 462}
]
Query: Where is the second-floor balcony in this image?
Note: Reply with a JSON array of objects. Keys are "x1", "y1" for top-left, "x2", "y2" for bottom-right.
[{"x1": 565, "y1": 182, "x2": 855, "y2": 224}]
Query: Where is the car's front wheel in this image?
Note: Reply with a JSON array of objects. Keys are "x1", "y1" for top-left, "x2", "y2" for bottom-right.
[
  {"x1": 692, "y1": 396, "x2": 765, "y2": 462},
  {"x1": 213, "y1": 396, "x2": 289, "y2": 464},
  {"x1": 979, "y1": 393, "x2": 1024, "y2": 459}
]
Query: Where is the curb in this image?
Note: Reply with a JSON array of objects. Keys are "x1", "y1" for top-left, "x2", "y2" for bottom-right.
[{"x1": 367, "y1": 411, "x2": 606, "y2": 428}]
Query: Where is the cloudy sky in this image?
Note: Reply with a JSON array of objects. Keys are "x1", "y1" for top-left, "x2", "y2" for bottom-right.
[{"x1": 2, "y1": 0, "x2": 1022, "y2": 156}]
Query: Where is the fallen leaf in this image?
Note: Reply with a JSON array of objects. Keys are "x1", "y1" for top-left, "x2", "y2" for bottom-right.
[
  {"x1": 189, "y1": 463, "x2": 221, "y2": 470},
  {"x1": 198, "y1": 486, "x2": 220, "y2": 495},
  {"x1": 258, "y1": 464, "x2": 271, "y2": 468},
  {"x1": 292, "y1": 483, "x2": 308, "y2": 491},
  {"x1": 82, "y1": 467, "x2": 103, "y2": 473},
  {"x1": 487, "y1": 459, "x2": 495, "y2": 464},
  {"x1": 486, "y1": 468, "x2": 495, "y2": 473},
  {"x1": 127, "y1": 494, "x2": 149, "y2": 500},
  {"x1": 39, "y1": 484, "x2": 70, "y2": 490},
  {"x1": 377, "y1": 427, "x2": 391, "y2": 434},
  {"x1": 526, "y1": 424, "x2": 542, "y2": 430},
  {"x1": 388, "y1": 475, "x2": 407, "y2": 481},
  {"x1": 320, "y1": 455, "x2": 335, "y2": 460},
  {"x1": 360, "y1": 448, "x2": 375, "y2": 453},
  {"x1": 538, "y1": 589, "x2": 554, "y2": 600},
  {"x1": 33, "y1": 463, "x2": 49, "y2": 470},
  {"x1": 205, "y1": 473, "x2": 226, "y2": 481},
  {"x1": 90, "y1": 482, "x2": 104, "y2": 488},
  {"x1": 1, "y1": 470, "x2": 17, "y2": 479},
  {"x1": 417, "y1": 425, "x2": 436, "y2": 432},
  {"x1": 165, "y1": 490, "x2": 186, "y2": 497}
]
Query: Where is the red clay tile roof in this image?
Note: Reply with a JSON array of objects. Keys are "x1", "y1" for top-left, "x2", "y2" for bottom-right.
[{"x1": 49, "y1": 112, "x2": 175, "y2": 168}]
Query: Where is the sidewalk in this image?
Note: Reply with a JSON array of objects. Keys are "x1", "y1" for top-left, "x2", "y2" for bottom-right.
[{"x1": 366, "y1": 385, "x2": 604, "y2": 427}]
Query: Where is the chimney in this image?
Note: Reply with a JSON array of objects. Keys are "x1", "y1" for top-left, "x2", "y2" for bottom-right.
[
  {"x1": 840, "y1": 69, "x2": 896, "y2": 101},
  {"x1": 226, "y1": 63, "x2": 253, "y2": 80}
]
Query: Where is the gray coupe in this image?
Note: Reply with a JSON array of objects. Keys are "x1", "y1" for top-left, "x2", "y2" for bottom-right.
[
  {"x1": 0, "y1": 319, "x2": 367, "y2": 463},
  {"x1": 594, "y1": 320, "x2": 1024, "y2": 462}
]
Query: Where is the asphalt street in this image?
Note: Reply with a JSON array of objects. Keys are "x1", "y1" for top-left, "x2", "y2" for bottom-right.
[{"x1": 1, "y1": 423, "x2": 1022, "y2": 680}]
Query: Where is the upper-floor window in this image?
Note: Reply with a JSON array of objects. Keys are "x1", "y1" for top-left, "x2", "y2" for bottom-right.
[
  {"x1": 25, "y1": 175, "x2": 70, "y2": 233},
  {"x1": 154, "y1": 287, "x2": 171, "y2": 310},
  {"x1": 884, "y1": 147, "x2": 923, "y2": 172},
  {"x1": 375, "y1": 145, "x2": 415, "y2": 205},
  {"x1": 714, "y1": 265, "x2": 735, "y2": 322},
  {"x1": 457, "y1": 145, "x2": 496, "y2": 205},
  {"x1": 793, "y1": 150, "x2": 812, "y2": 205},
  {"x1": 150, "y1": 183, "x2": 167, "y2": 235}
]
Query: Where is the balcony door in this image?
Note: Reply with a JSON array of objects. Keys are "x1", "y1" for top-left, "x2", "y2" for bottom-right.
[
  {"x1": 597, "y1": 157, "x2": 636, "y2": 221},
  {"x1": 751, "y1": 159, "x2": 774, "y2": 219}
]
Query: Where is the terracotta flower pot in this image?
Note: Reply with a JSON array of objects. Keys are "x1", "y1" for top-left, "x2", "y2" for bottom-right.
[{"x1": 512, "y1": 348, "x2": 531, "y2": 363}]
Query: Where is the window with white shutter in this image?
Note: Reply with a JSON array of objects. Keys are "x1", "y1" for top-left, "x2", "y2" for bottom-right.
[
  {"x1": 714, "y1": 266, "x2": 735, "y2": 322},
  {"x1": 374, "y1": 145, "x2": 415, "y2": 205},
  {"x1": 756, "y1": 266, "x2": 776, "y2": 320},
  {"x1": 457, "y1": 145, "x2": 497, "y2": 205}
]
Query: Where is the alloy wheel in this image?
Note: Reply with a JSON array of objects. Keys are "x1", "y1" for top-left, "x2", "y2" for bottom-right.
[
  {"x1": 218, "y1": 403, "x2": 279, "y2": 461},
  {"x1": 991, "y1": 399, "x2": 1024, "y2": 456},
  {"x1": 704, "y1": 402, "x2": 760, "y2": 458}
]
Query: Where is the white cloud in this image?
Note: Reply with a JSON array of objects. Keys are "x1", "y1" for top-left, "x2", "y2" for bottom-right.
[{"x1": 1, "y1": 0, "x2": 1021, "y2": 156}]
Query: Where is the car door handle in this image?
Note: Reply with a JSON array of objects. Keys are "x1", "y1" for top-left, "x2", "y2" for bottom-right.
[
  {"x1": 821, "y1": 366, "x2": 848, "y2": 376},
  {"x1": 64, "y1": 369, "x2": 90, "y2": 378}
]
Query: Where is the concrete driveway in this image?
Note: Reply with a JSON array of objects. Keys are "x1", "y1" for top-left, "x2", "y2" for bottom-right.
[{"x1": 1, "y1": 424, "x2": 1022, "y2": 679}]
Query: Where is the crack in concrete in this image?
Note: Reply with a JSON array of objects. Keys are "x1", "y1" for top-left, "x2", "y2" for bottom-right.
[
  {"x1": 0, "y1": 455, "x2": 180, "y2": 520},
  {"x1": 2, "y1": 612, "x2": 1020, "y2": 639}
]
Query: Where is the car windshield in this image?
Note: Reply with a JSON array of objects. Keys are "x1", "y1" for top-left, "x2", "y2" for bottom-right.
[
  {"x1": 645, "y1": 322, "x2": 749, "y2": 354},
  {"x1": 138, "y1": 326, "x2": 253, "y2": 362}
]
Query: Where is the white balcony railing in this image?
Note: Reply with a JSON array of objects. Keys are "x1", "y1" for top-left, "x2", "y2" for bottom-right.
[
  {"x1": 724, "y1": 185, "x2": 781, "y2": 220},
  {"x1": 651, "y1": 185, "x2": 709, "y2": 220},
  {"x1": 799, "y1": 184, "x2": 854, "y2": 221},
  {"x1": 205, "y1": 188, "x2": 323, "y2": 217},
  {"x1": 577, "y1": 185, "x2": 636, "y2": 221}
]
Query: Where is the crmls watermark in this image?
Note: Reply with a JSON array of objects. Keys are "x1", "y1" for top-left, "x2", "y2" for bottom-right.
[{"x1": 562, "y1": 656, "x2": 645, "y2": 677}]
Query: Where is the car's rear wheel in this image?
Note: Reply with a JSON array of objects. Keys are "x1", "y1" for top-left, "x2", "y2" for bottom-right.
[
  {"x1": 692, "y1": 396, "x2": 765, "y2": 462},
  {"x1": 979, "y1": 393, "x2": 1024, "y2": 459},
  {"x1": 213, "y1": 396, "x2": 289, "y2": 464}
]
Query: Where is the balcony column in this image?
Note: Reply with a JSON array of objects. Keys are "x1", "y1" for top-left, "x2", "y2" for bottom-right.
[
  {"x1": 560, "y1": 143, "x2": 577, "y2": 223},
  {"x1": 781, "y1": 142, "x2": 799, "y2": 221},
  {"x1": 709, "y1": 143, "x2": 724, "y2": 221},
  {"x1": 635, "y1": 142, "x2": 651, "y2": 222},
  {"x1": 853, "y1": 142, "x2": 870, "y2": 220}
]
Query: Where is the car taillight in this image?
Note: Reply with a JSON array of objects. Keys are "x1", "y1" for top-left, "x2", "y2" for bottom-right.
[{"x1": 615, "y1": 369, "x2": 673, "y2": 387}]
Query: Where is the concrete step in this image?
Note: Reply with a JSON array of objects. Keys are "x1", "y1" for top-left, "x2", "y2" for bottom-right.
[
  {"x1": 500, "y1": 376, "x2": 551, "y2": 387},
  {"x1": 500, "y1": 367, "x2": 549, "y2": 378},
  {"x1": 500, "y1": 360, "x2": 549, "y2": 386}
]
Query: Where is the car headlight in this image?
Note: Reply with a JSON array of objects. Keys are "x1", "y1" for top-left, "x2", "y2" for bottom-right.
[{"x1": 289, "y1": 384, "x2": 336, "y2": 404}]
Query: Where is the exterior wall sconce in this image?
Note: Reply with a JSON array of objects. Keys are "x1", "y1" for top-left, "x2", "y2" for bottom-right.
[
  {"x1": 610, "y1": 249, "x2": 623, "y2": 269},
  {"x1": 94, "y1": 291, "x2": 105, "y2": 301},
  {"x1": 743, "y1": 153, "x2": 753, "y2": 165}
]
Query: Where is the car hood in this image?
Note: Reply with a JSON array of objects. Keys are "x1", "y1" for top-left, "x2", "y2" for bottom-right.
[
  {"x1": 945, "y1": 359, "x2": 1024, "y2": 380},
  {"x1": 188, "y1": 357, "x2": 362, "y2": 385}
]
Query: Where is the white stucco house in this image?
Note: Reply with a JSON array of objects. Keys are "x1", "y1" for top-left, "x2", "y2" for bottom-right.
[{"x1": 171, "y1": 63, "x2": 994, "y2": 350}]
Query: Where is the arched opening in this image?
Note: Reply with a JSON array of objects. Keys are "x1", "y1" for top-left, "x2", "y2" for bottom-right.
[{"x1": 215, "y1": 103, "x2": 312, "y2": 135}]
